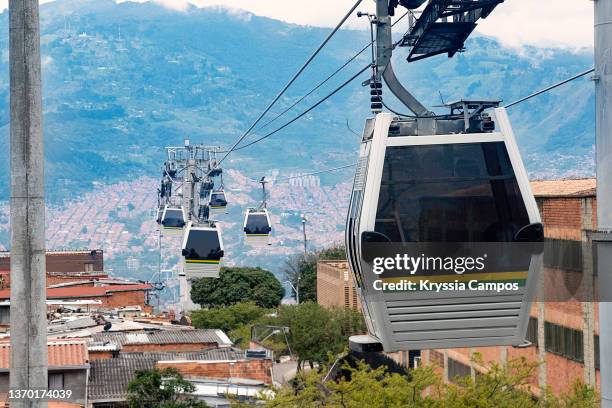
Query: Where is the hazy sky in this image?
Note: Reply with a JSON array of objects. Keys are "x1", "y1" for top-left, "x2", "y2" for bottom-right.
[
  {"x1": 141, "y1": 0, "x2": 595, "y2": 50},
  {"x1": 6, "y1": 0, "x2": 595, "y2": 50}
]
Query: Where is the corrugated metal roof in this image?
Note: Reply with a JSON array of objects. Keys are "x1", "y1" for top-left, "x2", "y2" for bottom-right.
[
  {"x1": 530, "y1": 178, "x2": 596, "y2": 198},
  {"x1": 89, "y1": 357, "x2": 156, "y2": 401},
  {"x1": 118, "y1": 347, "x2": 247, "y2": 362},
  {"x1": 92, "y1": 329, "x2": 232, "y2": 347},
  {"x1": 88, "y1": 347, "x2": 252, "y2": 402},
  {"x1": 0, "y1": 341, "x2": 88, "y2": 369}
]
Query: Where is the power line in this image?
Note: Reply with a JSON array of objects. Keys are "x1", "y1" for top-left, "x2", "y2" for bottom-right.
[
  {"x1": 216, "y1": 0, "x2": 364, "y2": 167},
  {"x1": 229, "y1": 63, "x2": 371, "y2": 152},
  {"x1": 254, "y1": 43, "x2": 371, "y2": 134},
  {"x1": 504, "y1": 68, "x2": 594, "y2": 108},
  {"x1": 252, "y1": 10, "x2": 411, "y2": 135},
  {"x1": 273, "y1": 163, "x2": 357, "y2": 183},
  {"x1": 247, "y1": 162, "x2": 356, "y2": 184}
]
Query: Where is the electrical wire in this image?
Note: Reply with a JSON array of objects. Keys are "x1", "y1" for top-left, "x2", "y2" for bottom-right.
[
  {"x1": 228, "y1": 63, "x2": 371, "y2": 153},
  {"x1": 252, "y1": 10, "x2": 411, "y2": 135},
  {"x1": 256, "y1": 163, "x2": 357, "y2": 184},
  {"x1": 504, "y1": 68, "x2": 594, "y2": 108},
  {"x1": 216, "y1": 0, "x2": 364, "y2": 167}
]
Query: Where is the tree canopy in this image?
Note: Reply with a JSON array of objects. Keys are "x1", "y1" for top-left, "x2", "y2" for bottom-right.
[
  {"x1": 191, "y1": 267, "x2": 283, "y2": 308},
  {"x1": 263, "y1": 357, "x2": 598, "y2": 408},
  {"x1": 284, "y1": 245, "x2": 346, "y2": 303},
  {"x1": 275, "y1": 302, "x2": 365, "y2": 369},
  {"x1": 191, "y1": 302, "x2": 268, "y2": 333},
  {"x1": 127, "y1": 368, "x2": 208, "y2": 408}
]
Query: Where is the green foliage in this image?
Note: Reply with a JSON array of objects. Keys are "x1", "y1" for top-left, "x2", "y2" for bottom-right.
[
  {"x1": 191, "y1": 267, "x2": 283, "y2": 308},
  {"x1": 276, "y1": 302, "x2": 365, "y2": 368},
  {"x1": 260, "y1": 357, "x2": 598, "y2": 408},
  {"x1": 126, "y1": 368, "x2": 209, "y2": 408},
  {"x1": 284, "y1": 245, "x2": 346, "y2": 303},
  {"x1": 191, "y1": 302, "x2": 268, "y2": 333}
]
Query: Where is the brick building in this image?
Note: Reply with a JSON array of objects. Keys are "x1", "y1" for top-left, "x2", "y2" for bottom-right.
[
  {"x1": 0, "y1": 250, "x2": 105, "y2": 288},
  {"x1": 317, "y1": 261, "x2": 360, "y2": 310},
  {"x1": 316, "y1": 178, "x2": 601, "y2": 396},
  {"x1": 88, "y1": 348, "x2": 272, "y2": 407},
  {"x1": 429, "y1": 179, "x2": 600, "y2": 395},
  {"x1": 0, "y1": 249, "x2": 103, "y2": 273}
]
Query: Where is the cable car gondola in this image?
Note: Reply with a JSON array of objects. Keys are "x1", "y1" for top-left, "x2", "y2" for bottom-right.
[
  {"x1": 155, "y1": 205, "x2": 165, "y2": 225},
  {"x1": 346, "y1": 108, "x2": 543, "y2": 352},
  {"x1": 181, "y1": 222, "x2": 224, "y2": 279},
  {"x1": 160, "y1": 206, "x2": 186, "y2": 236},
  {"x1": 244, "y1": 208, "x2": 272, "y2": 247},
  {"x1": 209, "y1": 189, "x2": 228, "y2": 215}
]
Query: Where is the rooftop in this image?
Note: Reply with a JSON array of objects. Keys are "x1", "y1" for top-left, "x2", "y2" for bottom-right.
[
  {"x1": 0, "y1": 249, "x2": 103, "y2": 258},
  {"x1": 0, "y1": 341, "x2": 88, "y2": 370},
  {"x1": 0, "y1": 283, "x2": 152, "y2": 300},
  {"x1": 89, "y1": 348, "x2": 263, "y2": 402},
  {"x1": 91, "y1": 329, "x2": 232, "y2": 347},
  {"x1": 89, "y1": 355, "x2": 156, "y2": 401},
  {"x1": 530, "y1": 178, "x2": 596, "y2": 198}
]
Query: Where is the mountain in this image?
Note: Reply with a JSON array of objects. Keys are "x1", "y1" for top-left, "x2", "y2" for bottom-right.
[{"x1": 0, "y1": 0, "x2": 596, "y2": 203}]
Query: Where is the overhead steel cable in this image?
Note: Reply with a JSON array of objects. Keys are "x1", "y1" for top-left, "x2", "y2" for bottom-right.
[
  {"x1": 228, "y1": 63, "x2": 371, "y2": 153},
  {"x1": 249, "y1": 163, "x2": 357, "y2": 184},
  {"x1": 504, "y1": 68, "x2": 594, "y2": 108},
  {"x1": 216, "y1": 0, "x2": 364, "y2": 167},
  {"x1": 253, "y1": 10, "x2": 411, "y2": 135}
]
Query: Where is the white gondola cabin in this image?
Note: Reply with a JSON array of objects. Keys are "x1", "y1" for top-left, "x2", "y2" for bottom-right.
[
  {"x1": 160, "y1": 206, "x2": 186, "y2": 236},
  {"x1": 209, "y1": 189, "x2": 228, "y2": 215},
  {"x1": 346, "y1": 108, "x2": 543, "y2": 352},
  {"x1": 181, "y1": 222, "x2": 224, "y2": 279},
  {"x1": 243, "y1": 208, "x2": 272, "y2": 247}
]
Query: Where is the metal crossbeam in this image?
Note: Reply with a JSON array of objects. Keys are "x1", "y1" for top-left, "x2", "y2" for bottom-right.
[{"x1": 399, "y1": 0, "x2": 504, "y2": 61}]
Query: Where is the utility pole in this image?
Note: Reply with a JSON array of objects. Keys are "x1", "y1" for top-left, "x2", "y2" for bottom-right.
[
  {"x1": 595, "y1": 0, "x2": 612, "y2": 406},
  {"x1": 301, "y1": 214, "x2": 307, "y2": 256},
  {"x1": 9, "y1": 0, "x2": 48, "y2": 405},
  {"x1": 285, "y1": 279, "x2": 300, "y2": 304}
]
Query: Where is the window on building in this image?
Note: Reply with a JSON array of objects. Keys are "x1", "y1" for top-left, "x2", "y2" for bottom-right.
[
  {"x1": 595, "y1": 335, "x2": 600, "y2": 370},
  {"x1": 48, "y1": 373, "x2": 64, "y2": 390},
  {"x1": 544, "y1": 322, "x2": 584, "y2": 363},
  {"x1": 448, "y1": 358, "x2": 471, "y2": 383},
  {"x1": 84, "y1": 263, "x2": 94, "y2": 272},
  {"x1": 526, "y1": 317, "x2": 538, "y2": 346},
  {"x1": 344, "y1": 287, "x2": 350, "y2": 308},
  {"x1": 543, "y1": 239, "x2": 583, "y2": 272}
]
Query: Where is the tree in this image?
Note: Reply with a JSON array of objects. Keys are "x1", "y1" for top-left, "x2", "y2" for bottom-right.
[
  {"x1": 276, "y1": 302, "x2": 365, "y2": 369},
  {"x1": 127, "y1": 368, "x2": 208, "y2": 408},
  {"x1": 191, "y1": 267, "x2": 283, "y2": 308},
  {"x1": 263, "y1": 357, "x2": 599, "y2": 408},
  {"x1": 284, "y1": 245, "x2": 346, "y2": 303},
  {"x1": 191, "y1": 302, "x2": 268, "y2": 333}
]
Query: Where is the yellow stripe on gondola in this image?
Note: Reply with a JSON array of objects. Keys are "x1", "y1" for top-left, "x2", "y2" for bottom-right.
[
  {"x1": 210, "y1": 206, "x2": 227, "y2": 209},
  {"x1": 186, "y1": 259, "x2": 221, "y2": 264},
  {"x1": 163, "y1": 227, "x2": 184, "y2": 230},
  {"x1": 246, "y1": 234, "x2": 270, "y2": 237},
  {"x1": 382, "y1": 271, "x2": 528, "y2": 284}
]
